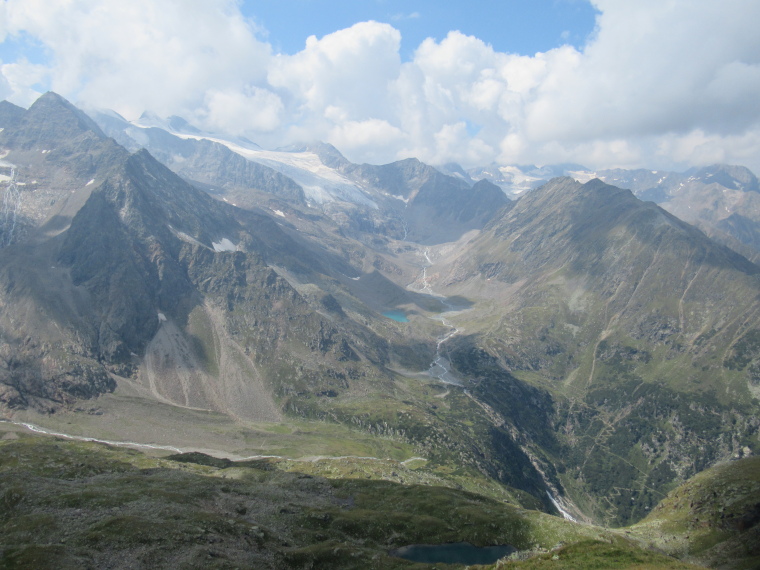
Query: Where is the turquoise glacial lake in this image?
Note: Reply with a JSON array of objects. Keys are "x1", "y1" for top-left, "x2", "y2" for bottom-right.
[{"x1": 382, "y1": 310, "x2": 409, "y2": 322}]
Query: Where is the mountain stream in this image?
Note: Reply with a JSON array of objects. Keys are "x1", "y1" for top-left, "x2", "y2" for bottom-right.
[
  {"x1": 415, "y1": 249, "x2": 579, "y2": 523},
  {"x1": 418, "y1": 248, "x2": 463, "y2": 386}
]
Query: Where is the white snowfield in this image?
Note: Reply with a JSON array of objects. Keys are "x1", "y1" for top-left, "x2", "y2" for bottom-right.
[
  {"x1": 125, "y1": 121, "x2": 377, "y2": 208},
  {"x1": 568, "y1": 170, "x2": 598, "y2": 183},
  {"x1": 236, "y1": 147, "x2": 377, "y2": 208},
  {"x1": 496, "y1": 165, "x2": 543, "y2": 195}
]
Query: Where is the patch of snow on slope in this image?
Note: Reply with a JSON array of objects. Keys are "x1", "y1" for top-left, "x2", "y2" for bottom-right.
[
  {"x1": 212, "y1": 238, "x2": 236, "y2": 252},
  {"x1": 498, "y1": 166, "x2": 543, "y2": 195},
  {"x1": 569, "y1": 170, "x2": 597, "y2": 183}
]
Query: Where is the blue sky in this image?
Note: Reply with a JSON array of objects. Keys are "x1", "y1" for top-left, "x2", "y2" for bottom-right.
[
  {"x1": 242, "y1": 0, "x2": 599, "y2": 59},
  {"x1": 1, "y1": 1, "x2": 759, "y2": 172}
]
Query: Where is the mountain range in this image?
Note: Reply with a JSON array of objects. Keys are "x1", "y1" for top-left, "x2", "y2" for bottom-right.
[{"x1": 0, "y1": 92, "x2": 758, "y2": 567}]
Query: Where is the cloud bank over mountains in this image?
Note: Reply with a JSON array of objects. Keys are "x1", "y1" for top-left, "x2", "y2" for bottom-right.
[{"x1": 1, "y1": 0, "x2": 759, "y2": 172}]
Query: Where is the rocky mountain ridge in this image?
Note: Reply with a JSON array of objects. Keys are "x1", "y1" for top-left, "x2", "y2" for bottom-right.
[
  {"x1": 0, "y1": 93, "x2": 408, "y2": 419},
  {"x1": 1, "y1": 94, "x2": 758, "y2": 543},
  {"x1": 90, "y1": 111, "x2": 511, "y2": 245},
  {"x1": 461, "y1": 160, "x2": 760, "y2": 263},
  {"x1": 92, "y1": 106, "x2": 760, "y2": 260}
]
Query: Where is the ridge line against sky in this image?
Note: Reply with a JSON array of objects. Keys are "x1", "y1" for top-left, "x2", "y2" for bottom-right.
[{"x1": 0, "y1": 0, "x2": 759, "y2": 173}]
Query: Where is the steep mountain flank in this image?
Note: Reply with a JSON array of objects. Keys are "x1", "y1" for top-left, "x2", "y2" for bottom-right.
[
  {"x1": 0, "y1": 95, "x2": 406, "y2": 420},
  {"x1": 0, "y1": 93, "x2": 135, "y2": 409},
  {"x1": 433, "y1": 177, "x2": 760, "y2": 524},
  {"x1": 0, "y1": 100, "x2": 25, "y2": 129},
  {"x1": 442, "y1": 177, "x2": 760, "y2": 387},
  {"x1": 310, "y1": 145, "x2": 512, "y2": 243}
]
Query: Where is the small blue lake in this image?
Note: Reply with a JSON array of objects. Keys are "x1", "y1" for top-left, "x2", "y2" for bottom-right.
[{"x1": 382, "y1": 310, "x2": 409, "y2": 322}]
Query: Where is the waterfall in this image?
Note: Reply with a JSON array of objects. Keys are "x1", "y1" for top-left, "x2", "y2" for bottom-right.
[{"x1": 547, "y1": 491, "x2": 578, "y2": 522}]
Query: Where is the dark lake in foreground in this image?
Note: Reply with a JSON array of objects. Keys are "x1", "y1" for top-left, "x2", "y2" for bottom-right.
[{"x1": 389, "y1": 542, "x2": 516, "y2": 564}]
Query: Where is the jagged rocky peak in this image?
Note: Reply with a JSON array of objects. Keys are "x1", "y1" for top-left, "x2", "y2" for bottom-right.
[
  {"x1": 306, "y1": 141, "x2": 351, "y2": 169},
  {"x1": 0, "y1": 91, "x2": 106, "y2": 149},
  {"x1": 505, "y1": 176, "x2": 632, "y2": 216},
  {"x1": 134, "y1": 110, "x2": 203, "y2": 135}
]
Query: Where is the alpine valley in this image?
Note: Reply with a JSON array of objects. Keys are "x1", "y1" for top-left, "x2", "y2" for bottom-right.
[{"x1": 0, "y1": 93, "x2": 758, "y2": 569}]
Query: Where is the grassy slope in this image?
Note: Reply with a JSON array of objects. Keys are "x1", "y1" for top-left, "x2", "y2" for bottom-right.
[
  {"x1": 628, "y1": 456, "x2": 760, "y2": 570},
  {"x1": 5, "y1": 378, "x2": 538, "y2": 508},
  {"x1": 428, "y1": 180, "x2": 760, "y2": 526},
  {"x1": 0, "y1": 428, "x2": 696, "y2": 570}
]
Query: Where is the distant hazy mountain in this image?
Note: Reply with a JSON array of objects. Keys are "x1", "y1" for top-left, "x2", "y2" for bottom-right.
[
  {"x1": 462, "y1": 162, "x2": 588, "y2": 198},
  {"x1": 89, "y1": 111, "x2": 511, "y2": 245},
  {"x1": 459, "y1": 159, "x2": 760, "y2": 261},
  {"x1": 93, "y1": 106, "x2": 760, "y2": 260}
]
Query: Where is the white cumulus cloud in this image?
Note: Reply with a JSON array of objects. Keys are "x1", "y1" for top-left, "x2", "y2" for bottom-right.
[
  {"x1": 1, "y1": 0, "x2": 759, "y2": 173},
  {"x1": 268, "y1": 22, "x2": 402, "y2": 134},
  {"x1": 1, "y1": 0, "x2": 272, "y2": 119},
  {"x1": 203, "y1": 87, "x2": 283, "y2": 134}
]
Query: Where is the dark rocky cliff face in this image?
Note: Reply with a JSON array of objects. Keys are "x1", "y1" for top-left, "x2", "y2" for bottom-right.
[
  {"x1": 324, "y1": 154, "x2": 512, "y2": 243},
  {"x1": 0, "y1": 96, "x2": 396, "y2": 414}
]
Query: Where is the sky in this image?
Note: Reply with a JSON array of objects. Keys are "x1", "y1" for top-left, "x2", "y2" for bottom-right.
[
  {"x1": 0, "y1": 0, "x2": 759, "y2": 173},
  {"x1": 240, "y1": 1, "x2": 598, "y2": 61}
]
